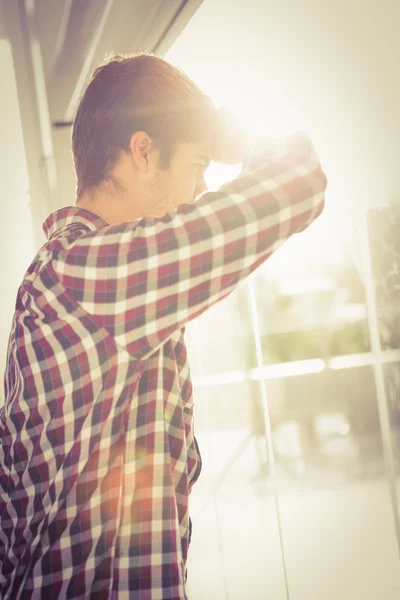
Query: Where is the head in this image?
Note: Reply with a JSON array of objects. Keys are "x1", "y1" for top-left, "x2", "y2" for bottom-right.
[{"x1": 72, "y1": 53, "x2": 216, "y2": 222}]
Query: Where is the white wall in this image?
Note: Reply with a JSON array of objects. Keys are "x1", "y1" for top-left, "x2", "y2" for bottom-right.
[
  {"x1": 0, "y1": 0, "x2": 6, "y2": 38},
  {"x1": 0, "y1": 37, "x2": 37, "y2": 404}
]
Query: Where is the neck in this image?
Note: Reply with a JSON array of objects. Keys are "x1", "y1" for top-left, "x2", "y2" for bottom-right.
[{"x1": 76, "y1": 184, "x2": 145, "y2": 225}]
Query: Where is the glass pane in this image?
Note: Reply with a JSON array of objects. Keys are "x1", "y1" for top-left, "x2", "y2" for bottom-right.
[
  {"x1": 249, "y1": 218, "x2": 400, "y2": 600},
  {"x1": 186, "y1": 282, "x2": 255, "y2": 378},
  {"x1": 185, "y1": 380, "x2": 288, "y2": 600},
  {"x1": 368, "y1": 204, "x2": 400, "y2": 530},
  {"x1": 185, "y1": 291, "x2": 288, "y2": 599},
  {"x1": 164, "y1": 1, "x2": 400, "y2": 597},
  {"x1": 184, "y1": 209, "x2": 400, "y2": 599}
]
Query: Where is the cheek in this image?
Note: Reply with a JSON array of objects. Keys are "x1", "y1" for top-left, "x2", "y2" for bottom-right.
[
  {"x1": 164, "y1": 175, "x2": 194, "y2": 209},
  {"x1": 176, "y1": 172, "x2": 197, "y2": 203},
  {"x1": 168, "y1": 163, "x2": 202, "y2": 206}
]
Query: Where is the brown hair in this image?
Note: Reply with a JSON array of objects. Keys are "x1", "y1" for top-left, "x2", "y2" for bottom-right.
[{"x1": 72, "y1": 53, "x2": 215, "y2": 198}]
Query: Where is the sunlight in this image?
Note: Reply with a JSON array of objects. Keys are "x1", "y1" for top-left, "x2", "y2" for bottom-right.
[
  {"x1": 199, "y1": 73, "x2": 307, "y2": 192},
  {"x1": 165, "y1": 25, "x2": 349, "y2": 274},
  {"x1": 201, "y1": 77, "x2": 305, "y2": 191}
]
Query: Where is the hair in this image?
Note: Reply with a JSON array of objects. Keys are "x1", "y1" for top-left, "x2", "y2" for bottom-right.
[{"x1": 72, "y1": 53, "x2": 215, "y2": 198}]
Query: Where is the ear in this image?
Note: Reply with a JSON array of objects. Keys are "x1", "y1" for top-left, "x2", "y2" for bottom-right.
[{"x1": 129, "y1": 131, "x2": 156, "y2": 173}]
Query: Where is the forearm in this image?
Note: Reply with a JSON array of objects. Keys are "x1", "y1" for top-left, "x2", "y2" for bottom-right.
[{"x1": 52, "y1": 132, "x2": 326, "y2": 360}]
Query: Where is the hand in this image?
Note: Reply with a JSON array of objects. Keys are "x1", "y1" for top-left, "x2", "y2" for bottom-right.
[{"x1": 211, "y1": 108, "x2": 253, "y2": 164}]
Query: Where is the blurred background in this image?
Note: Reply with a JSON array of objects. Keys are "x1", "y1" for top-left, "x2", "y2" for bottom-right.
[{"x1": 1, "y1": 1, "x2": 399, "y2": 599}]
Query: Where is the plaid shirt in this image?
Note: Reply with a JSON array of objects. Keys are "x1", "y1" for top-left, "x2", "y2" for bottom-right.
[{"x1": 0, "y1": 134, "x2": 326, "y2": 599}]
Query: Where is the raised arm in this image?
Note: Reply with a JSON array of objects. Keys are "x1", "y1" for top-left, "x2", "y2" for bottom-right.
[{"x1": 51, "y1": 132, "x2": 327, "y2": 360}]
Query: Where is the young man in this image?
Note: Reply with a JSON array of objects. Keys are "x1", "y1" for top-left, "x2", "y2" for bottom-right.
[{"x1": 0, "y1": 54, "x2": 327, "y2": 598}]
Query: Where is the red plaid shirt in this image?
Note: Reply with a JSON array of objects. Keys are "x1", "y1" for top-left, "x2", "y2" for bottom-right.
[{"x1": 0, "y1": 134, "x2": 326, "y2": 599}]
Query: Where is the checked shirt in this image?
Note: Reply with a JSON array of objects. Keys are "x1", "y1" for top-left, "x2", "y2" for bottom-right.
[{"x1": 0, "y1": 134, "x2": 327, "y2": 599}]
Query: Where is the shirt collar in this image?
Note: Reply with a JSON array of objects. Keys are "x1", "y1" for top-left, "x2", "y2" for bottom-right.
[{"x1": 43, "y1": 206, "x2": 109, "y2": 240}]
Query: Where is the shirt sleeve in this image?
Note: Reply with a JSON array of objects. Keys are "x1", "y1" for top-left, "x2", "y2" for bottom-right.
[{"x1": 51, "y1": 132, "x2": 327, "y2": 361}]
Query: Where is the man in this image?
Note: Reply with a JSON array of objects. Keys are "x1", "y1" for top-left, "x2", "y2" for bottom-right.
[{"x1": 0, "y1": 53, "x2": 327, "y2": 598}]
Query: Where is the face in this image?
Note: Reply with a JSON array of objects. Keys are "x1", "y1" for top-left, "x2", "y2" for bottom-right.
[{"x1": 147, "y1": 141, "x2": 211, "y2": 216}]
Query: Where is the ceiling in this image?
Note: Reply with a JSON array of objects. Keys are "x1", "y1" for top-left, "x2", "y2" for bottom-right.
[{"x1": 30, "y1": 0, "x2": 203, "y2": 124}]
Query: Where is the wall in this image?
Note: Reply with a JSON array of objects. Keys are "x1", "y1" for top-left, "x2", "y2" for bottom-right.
[{"x1": 0, "y1": 9, "x2": 37, "y2": 404}]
